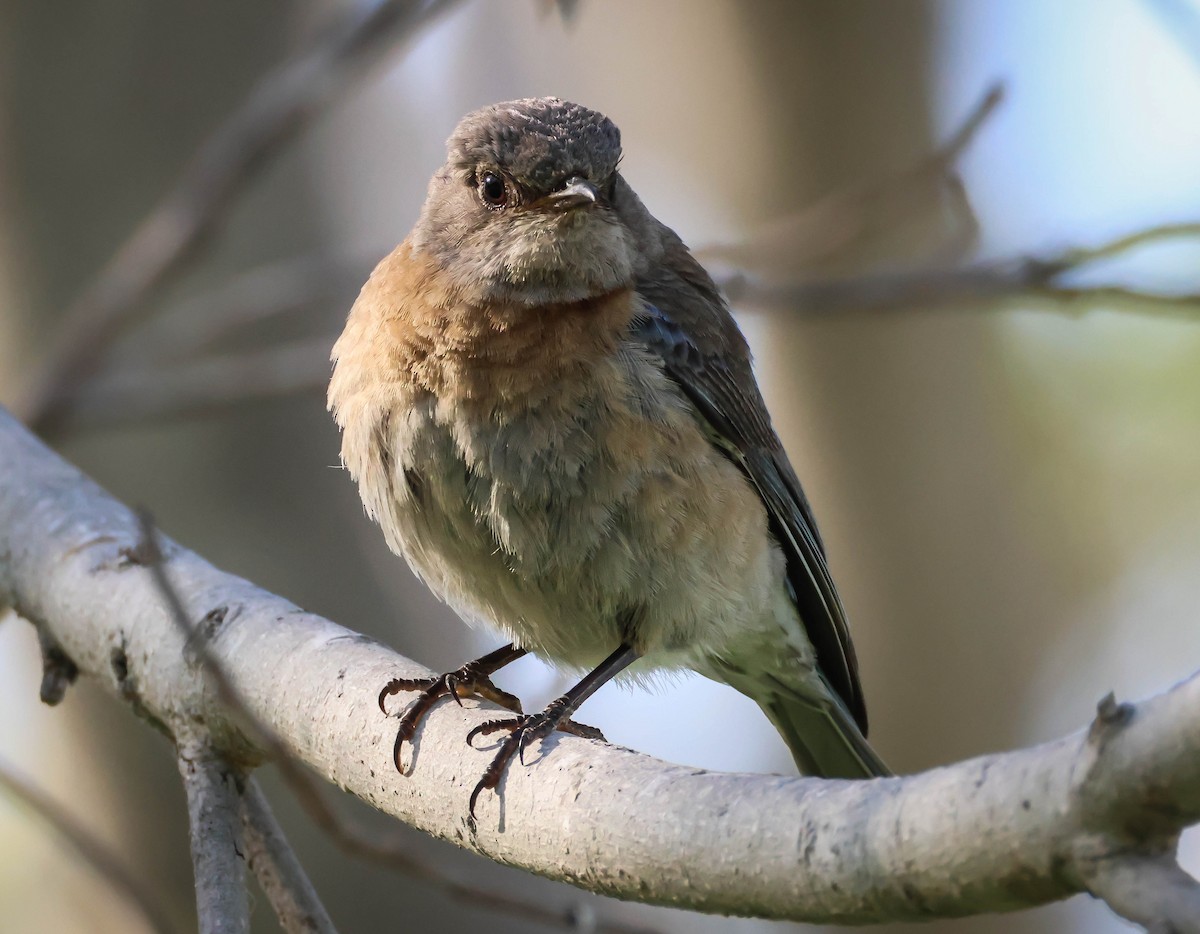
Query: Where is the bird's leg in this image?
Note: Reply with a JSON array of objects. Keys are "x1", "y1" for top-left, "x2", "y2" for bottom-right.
[
  {"x1": 465, "y1": 643, "x2": 639, "y2": 818},
  {"x1": 380, "y1": 643, "x2": 528, "y2": 773}
]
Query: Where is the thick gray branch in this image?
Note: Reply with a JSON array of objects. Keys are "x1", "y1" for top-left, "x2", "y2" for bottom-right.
[
  {"x1": 1081, "y1": 854, "x2": 1200, "y2": 934},
  {"x1": 178, "y1": 737, "x2": 250, "y2": 934},
  {"x1": 1, "y1": 405, "x2": 1197, "y2": 926}
]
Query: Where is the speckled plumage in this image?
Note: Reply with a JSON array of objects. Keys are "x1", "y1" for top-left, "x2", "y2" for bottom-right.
[{"x1": 329, "y1": 98, "x2": 888, "y2": 781}]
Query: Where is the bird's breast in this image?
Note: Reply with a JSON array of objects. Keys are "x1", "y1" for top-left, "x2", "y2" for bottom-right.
[
  {"x1": 329, "y1": 247, "x2": 785, "y2": 669},
  {"x1": 356, "y1": 344, "x2": 782, "y2": 671}
]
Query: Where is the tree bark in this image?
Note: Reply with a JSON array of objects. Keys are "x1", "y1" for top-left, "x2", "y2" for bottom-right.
[{"x1": 2, "y1": 406, "x2": 1197, "y2": 928}]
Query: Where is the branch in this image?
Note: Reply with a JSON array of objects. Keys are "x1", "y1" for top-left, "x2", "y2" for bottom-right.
[
  {"x1": 115, "y1": 252, "x2": 370, "y2": 364},
  {"x1": 61, "y1": 219, "x2": 1200, "y2": 433},
  {"x1": 24, "y1": 81, "x2": 998, "y2": 435},
  {"x1": 133, "y1": 510, "x2": 654, "y2": 934},
  {"x1": 240, "y1": 778, "x2": 338, "y2": 934},
  {"x1": 0, "y1": 757, "x2": 178, "y2": 934},
  {"x1": 1, "y1": 404, "x2": 1198, "y2": 928},
  {"x1": 57, "y1": 337, "x2": 333, "y2": 432},
  {"x1": 719, "y1": 222, "x2": 1200, "y2": 317},
  {"x1": 42, "y1": 250, "x2": 368, "y2": 432},
  {"x1": 177, "y1": 738, "x2": 251, "y2": 934},
  {"x1": 15, "y1": 0, "x2": 463, "y2": 434},
  {"x1": 1082, "y1": 852, "x2": 1200, "y2": 932},
  {"x1": 693, "y1": 82, "x2": 1003, "y2": 279},
  {"x1": 35, "y1": 77, "x2": 1199, "y2": 434}
]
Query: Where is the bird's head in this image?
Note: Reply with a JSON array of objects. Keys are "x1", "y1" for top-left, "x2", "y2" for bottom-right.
[{"x1": 412, "y1": 97, "x2": 656, "y2": 305}]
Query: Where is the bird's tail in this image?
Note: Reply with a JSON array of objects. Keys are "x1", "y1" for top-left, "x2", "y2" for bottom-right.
[{"x1": 760, "y1": 682, "x2": 891, "y2": 779}]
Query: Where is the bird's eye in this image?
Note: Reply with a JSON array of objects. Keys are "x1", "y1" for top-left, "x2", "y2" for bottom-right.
[{"x1": 479, "y1": 172, "x2": 508, "y2": 208}]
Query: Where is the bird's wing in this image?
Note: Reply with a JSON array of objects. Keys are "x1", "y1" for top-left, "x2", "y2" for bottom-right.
[{"x1": 632, "y1": 261, "x2": 868, "y2": 733}]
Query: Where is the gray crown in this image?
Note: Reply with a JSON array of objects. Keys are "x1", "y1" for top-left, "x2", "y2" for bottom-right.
[{"x1": 447, "y1": 97, "x2": 622, "y2": 193}]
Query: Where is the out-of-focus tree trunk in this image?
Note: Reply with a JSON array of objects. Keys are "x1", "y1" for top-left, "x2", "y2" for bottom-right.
[
  {"x1": 739, "y1": 2, "x2": 1099, "y2": 932},
  {"x1": 0, "y1": 6, "x2": 29, "y2": 402}
]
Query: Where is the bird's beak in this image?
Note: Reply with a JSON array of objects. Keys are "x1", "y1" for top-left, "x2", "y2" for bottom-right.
[{"x1": 545, "y1": 176, "x2": 598, "y2": 210}]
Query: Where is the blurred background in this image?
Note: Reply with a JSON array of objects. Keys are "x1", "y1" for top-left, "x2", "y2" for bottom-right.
[{"x1": 2, "y1": 0, "x2": 1200, "y2": 931}]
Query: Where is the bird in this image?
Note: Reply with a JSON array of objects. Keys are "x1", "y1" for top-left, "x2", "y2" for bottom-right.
[{"x1": 328, "y1": 97, "x2": 889, "y2": 816}]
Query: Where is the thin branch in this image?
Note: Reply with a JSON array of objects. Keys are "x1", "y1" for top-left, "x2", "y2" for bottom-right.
[
  {"x1": 0, "y1": 757, "x2": 178, "y2": 934},
  {"x1": 115, "y1": 252, "x2": 370, "y2": 363},
  {"x1": 109, "y1": 254, "x2": 369, "y2": 372},
  {"x1": 60, "y1": 217, "x2": 1200, "y2": 432},
  {"x1": 240, "y1": 778, "x2": 339, "y2": 934},
  {"x1": 940, "y1": 83, "x2": 1006, "y2": 158},
  {"x1": 31, "y1": 82, "x2": 1000, "y2": 435},
  {"x1": 62, "y1": 338, "x2": 334, "y2": 432},
  {"x1": 1042, "y1": 221, "x2": 1200, "y2": 271},
  {"x1": 43, "y1": 250, "x2": 369, "y2": 432},
  {"x1": 693, "y1": 81, "x2": 1003, "y2": 278},
  {"x1": 146, "y1": 527, "x2": 341, "y2": 934},
  {"x1": 39, "y1": 78, "x2": 1200, "y2": 434},
  {"x1": 135, "y1": 512, "x2": 655, "y2": 934},
  {"x1": 177, "y1": 738, "x2": 251, "y2": 934},
  {"x1": 16, "y1": 0, "x2": 464, "y2": 434},
  {"x1": 3, "y1": 406, "x2": 1199, "y2": 929},
  {"x1": 719, "y1": 222, "x2": 1200, "y2": 318}
]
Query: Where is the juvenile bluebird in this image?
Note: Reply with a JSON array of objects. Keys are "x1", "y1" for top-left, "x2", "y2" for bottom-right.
[{"x1": 328, "y1": 97, "x2": 889, "y2": 816}]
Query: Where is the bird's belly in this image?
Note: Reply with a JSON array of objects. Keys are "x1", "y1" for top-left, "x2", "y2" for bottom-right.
[{"x1": 372, "y1": 361, "x2": 786, "y2": 672}]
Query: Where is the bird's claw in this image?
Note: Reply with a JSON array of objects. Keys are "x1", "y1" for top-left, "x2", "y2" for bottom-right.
[
  {"x1": 465, "y1": 708, "x2": 607, "y2": 818},
  {"x1": 379, "y1": 666, "x2": 523, "y2": 773},
  {"x1": 466, "y1": 713, "x2": 605, "y2": 750}
]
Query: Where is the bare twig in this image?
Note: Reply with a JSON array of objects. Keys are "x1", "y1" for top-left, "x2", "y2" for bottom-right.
[
  {"x1": 240, "y1": 778, "x2": 338, "y2": 934},
  {"x1": 29, "y1": 82, "x2": 999, "y2": 435},
  {"x1": 177, "y1": 738, "x2": 251, "y2": 934},
  {"x1": 693, "y1": 82, "x2": 1004, "y2": 279},
  {"x1": 44, "y1": 250, "x2": 369, "y2": 432},
  {"x1": 63, "y1": 337, "x2": 334, "y2": 432},
  {"x1": 67, "y1": 218, "x2": 1200, "y2": 431},
  {"x1": 55, "y1": 217, "x2": 1200, "y2": 434},
  {"x1": 16, "y1": 0, "x2": 464, "y2": 434},
  {"x1": 719, "y1": 222, "x2": 1200, "y2": 317},
  {"x1": 0, "y1": 757, "x2": 178, "y2": 934},
  {"x1": 116, "y1": 253, "x2": 370, "y2": 363},
  {"x1": 135, "y1": 512, "x2": 657, "y2": 934},
  {"x1": 1043, "y1": 221, "x2": 1200, "y2": 270},
  {"x1": 38, "y1": 76, "x2": 1200, "y2": 434}
]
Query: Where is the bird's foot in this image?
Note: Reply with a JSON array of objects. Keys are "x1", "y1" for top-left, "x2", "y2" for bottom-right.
[
  {"x1": 465, "y1": 697, "x2": 606, "y2": 818},
  {"x1": 379, "y1": 664, "x2": 523, "y2": 773}
]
